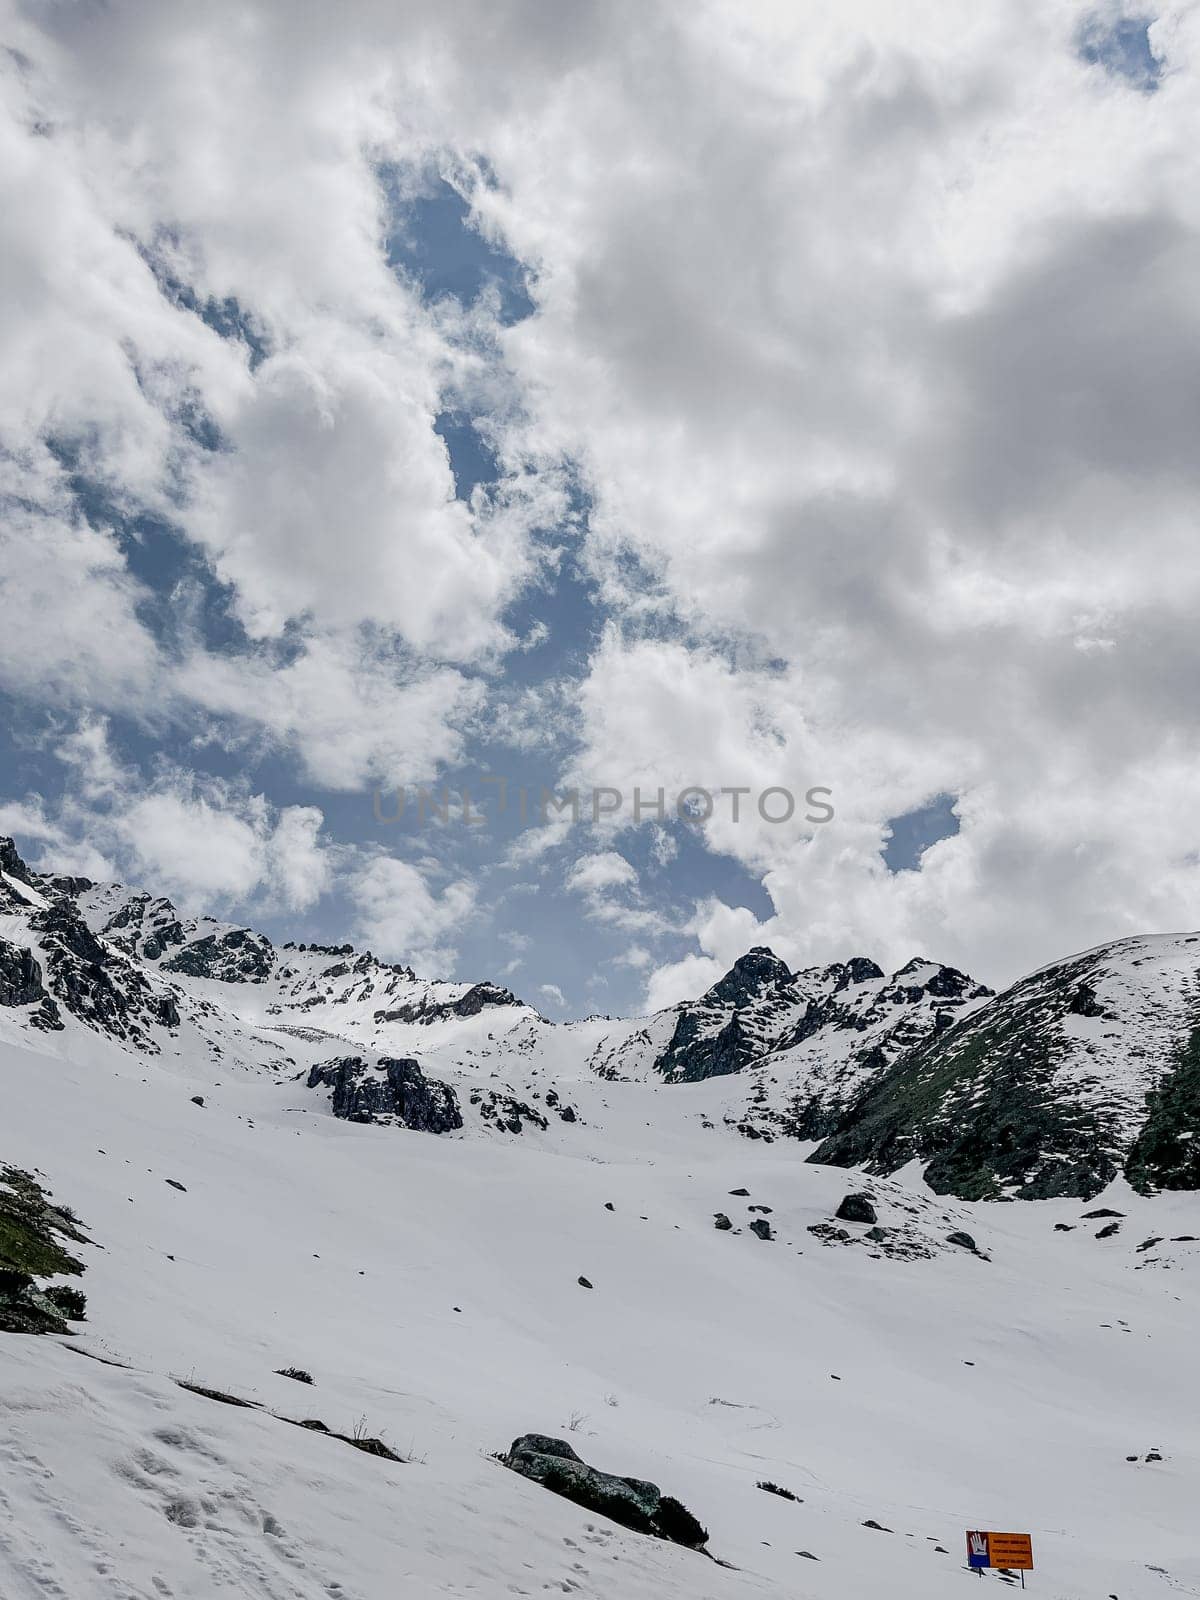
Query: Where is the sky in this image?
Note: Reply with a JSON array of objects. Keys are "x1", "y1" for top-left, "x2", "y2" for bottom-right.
[{"x1": 1, "y1": 0, "x2": 1197, "y2": 1020}]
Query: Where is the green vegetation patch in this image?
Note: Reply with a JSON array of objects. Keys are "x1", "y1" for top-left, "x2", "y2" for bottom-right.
[
  {"x1": 0, "y1": 1165, "x2": 90, "y2": 1334},
  {"x1": 1127, "y1": 1025, "x2": 1200, "y2": 1194}
]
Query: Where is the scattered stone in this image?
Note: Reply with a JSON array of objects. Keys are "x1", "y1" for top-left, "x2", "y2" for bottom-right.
[
  {"x1": 757, "y1": 1480, "x2": 801, "y2": 1502},
  {"x1": 165, "y1": 1179, "x2": 187, "y2": 1192},
  {"x1": 1146, "y1": 1450, "x2": 1163, "y2": 1462},
  {"x1": 945, "y1": 1230, "x2": 977, "y2": 1251},
  {"x1": 275, "y1": 1367, "x2": 313, "y2": 1384},
  {"x1": 1095, "y1": 1222, "x2": 1121, "y2": 1239},
  {"x1": 604, "y1": 1202, "x2": 614, "y2": 1211},
  {"x1": 1137, "y1": 1237, "x2": 1164, "y2": 1253},
  {"x1": 191, "y1": 1095, "x2": 205, "y2": 1107},
  {"x1": 835, "y1": 1192, "x2": 877, "y2": 1225},
  {"x1": 807, "y1": 1222, "x2": 854, "y2": 1246},
  {"x1": 1082, "y1": 1208, "x2": 1125, "y2": 1219},
  {"x1": 578, "y1": 1275, "x2": 593, "y2": 1289},
  {"x1": 864, "y1": 1226, "x2": 889, "y2": 1243},
  {"x1": 713, "y1": 1213, "x2": 733, "y2": 1231},
  {"x1": 748, "y1": 1204, "x2": 773, "y2": 1214},
  {"x1": 749, "y1": 1218, "x2": 774, "y2": 1241},
  {"x1": 500, "y1": 1434, "x2": 708, "y2": 1549},
  {"x1": 797, "y1": 1549, "x2": 819, "y2": 1559},
  {"x1": 1054, "y1": 1223, "x2": 1074, "y2": 1231},
  {"x1": 862, "y1": 1519, "x2": 892, "y2": 1532},
  {"x1": 729, "y1": 1188, "x2": 751, "y2": 1197}
]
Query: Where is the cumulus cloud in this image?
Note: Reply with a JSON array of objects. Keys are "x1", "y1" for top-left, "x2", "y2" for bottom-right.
[
  {"x1": 564, "y1": 848, "x2": 671, "y2": 938},
  {"x1": 566, "y1": 851, "x2": 638, "y2": 895},
  {"x1": 4, "y1": 0, "x2": 1200, "y2": 1005},
  {"x1": 31, "y1": 717, "x2": 335, "y2": 912},
  {"x1": 348, "y1": 853, "x2": 477, "y2": 975}
]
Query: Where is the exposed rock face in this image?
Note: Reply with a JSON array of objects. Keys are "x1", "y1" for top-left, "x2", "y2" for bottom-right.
[
  {"x1": 501, "y1": 1435, "x2": 708, "y2": 1549},
  {"x1": 28, "y1": 901, "x2": 174, "y2": 1048},
  {"x1": 374, "y1": 980, "x2": 521, "y2": 1026},
  {"x1": 0, "y1": 836, "x2": 34, "y2": 885},
  {"x1": 655, "y1": 948, "x2": 802, "y2": 1082},
  {"x1": 650, "y1": 946, "x2": 992, "y2": 1130},
  {"x1": 469, "y1": 1089, "x2": 548, "y2": 1135},
  {"x1": 0, "y1": 941, "x2": 46, "y2": 1008},
  {"x1": 162, "y1": 928, "x2": 274, "y2": 983},
  {"x1": 306, "y1": 1056, "x2": 463, "y2": 1133}
]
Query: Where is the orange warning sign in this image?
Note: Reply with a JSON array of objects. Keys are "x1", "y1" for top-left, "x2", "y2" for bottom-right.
[{"x1": 967, "y1": 1531, "x2": 1034, "y2": 1570}]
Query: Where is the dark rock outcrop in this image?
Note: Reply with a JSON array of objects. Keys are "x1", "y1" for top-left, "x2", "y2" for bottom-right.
[
  {"x1": 501, "y1": 1435, "x2": 708, "y2": 1549},
  {"x1": 835, "y1": 1192, "x2": 878, "y2": 1225},
  {"x1": 0, "y1": 836, "x2": 35, "y2": 888},
  {"x1": 162, "y1": 928, "x2": 275, "y2": 983},
  {"x1": 306, "y1": 1056, "x2": 462, "y2": 1134},
  {"x1": 469, "y1": 1089, "x2": 549, "y2": 1135},
  {"x1": 655, "y1": 948, "x2": 798, "y2": 1083},
  {"x1": 0, "y1": 941, "x2": 46, "y2": 1008},
  {"x1": 374, "y1": 980, "x2": 521, "y2": 1026},
  {"x1": 28, "y1": 901, "x2": 171, "y2": 1049}
]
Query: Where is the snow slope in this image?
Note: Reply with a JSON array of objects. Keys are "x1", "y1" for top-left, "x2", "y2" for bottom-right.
[{"x1": 2, "y1": 840, "x2": 1199, "y2": 1597}]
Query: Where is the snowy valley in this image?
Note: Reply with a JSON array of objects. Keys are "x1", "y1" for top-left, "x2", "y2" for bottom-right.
[{"x1": 2, "y1": 836, "x2": 1199, "y2": 1599}]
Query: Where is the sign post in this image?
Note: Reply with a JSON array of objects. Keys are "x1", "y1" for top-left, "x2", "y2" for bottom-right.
[{"x1": 966, "y1": 1531, "x2": 1034, "y2": 1587}]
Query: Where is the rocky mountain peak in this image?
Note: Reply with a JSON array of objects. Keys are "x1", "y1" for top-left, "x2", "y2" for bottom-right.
[
  {"x1": 0, "y1": 835, "x2": 33, "y2": 885},
  {"x1": 704, "y1": 946, "x2": 793, "y2": 1007}
]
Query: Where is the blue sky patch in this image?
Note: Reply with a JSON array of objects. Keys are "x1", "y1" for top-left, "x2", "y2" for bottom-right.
[{"x1": 883, "y1": 794, "x2": 960, "y2": 872}]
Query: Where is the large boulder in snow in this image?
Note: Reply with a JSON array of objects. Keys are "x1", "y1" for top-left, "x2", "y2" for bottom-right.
[
  {"x1": 306, "y1": 1056, "x2": 463, "y2": 1134},
  {"x1": 835, "y1": 1192, "x2": 878, "y2": 1225},
  {"x1": 501, "y1": 1434, "x2": 708, "y2": 1549}
]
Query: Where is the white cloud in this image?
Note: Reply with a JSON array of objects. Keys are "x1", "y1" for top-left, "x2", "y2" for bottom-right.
[
  {"x1": 5, "y1": 1, "x2": 1200, "y2": 997},
  {"x1": 348, "y1": 853, "x2": 477, "y2": 976},
  {"x1": 644, "y1": 953, "x2": 723, "y2": 1014},
  {"x1": 538, "y1": 982, "x2": 567, "y2": 1009},
  {"x1": 565, "y1": 851, "x2": 638, "y2": 895},
  {"x1": 176, "y1": 631, "x2": 486, "y2": 791},
  {"x1": 40, "y1": 718, "x2": 335, "y2": 913},
  {"x1": 564, "y1": 848, "x2": 670, "y2": 937},
  {"x1": 0, "y1": 467, "x2": 163, "y2": 714}
]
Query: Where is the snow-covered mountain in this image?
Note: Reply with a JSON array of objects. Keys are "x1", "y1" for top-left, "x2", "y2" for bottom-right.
[
  {"x1": 2, "y1": 835, "x2": 1199, "y2": 1599},
  {"x1": 8, "y1": 836, "x2": 1193, "y2": 1199}
]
